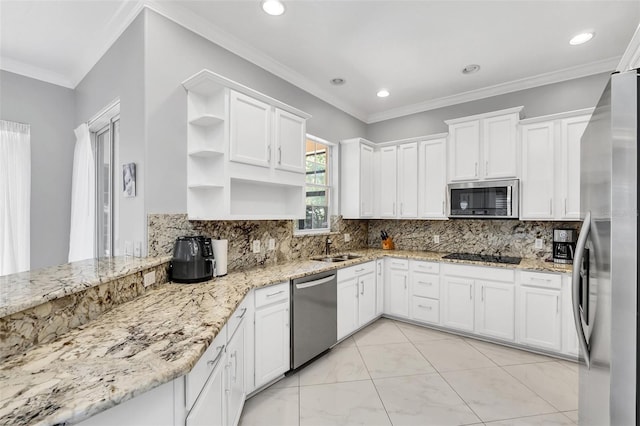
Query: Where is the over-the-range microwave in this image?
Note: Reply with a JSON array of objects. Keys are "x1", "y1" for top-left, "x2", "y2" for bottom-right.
[{"x1": 448, "y1": 179, "x2": 519, "y2": 219}]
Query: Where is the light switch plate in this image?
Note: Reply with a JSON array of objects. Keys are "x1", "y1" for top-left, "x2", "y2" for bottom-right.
[
  {"x1": 268, "y1": 238, "x2": 275, "y2": 250},
  {"x1": 535, "y1": 238, "x2": 543, "y2": 249},
  {"x1": 344, "y1": 233, "x2": 351, "y2": 242},
  {"x1": 252, "y1": 240, "x2": 261, "y2": 253},
  {"x1": 143, "y1": 271, "x2": 156, "y2": 287},
  {"x1": 433, "y1": 235, "x2": 440, "y2": 244}
]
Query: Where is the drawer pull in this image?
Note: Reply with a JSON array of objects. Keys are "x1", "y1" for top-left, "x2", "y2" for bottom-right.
[
  {"x1": 236, "y1": 307, "x2": 247, "y2": 318},
  {"x1": 207, "y1": 345, "x2": 225, "y2": 368},
  {"x1": 417, "y1": 281, "x2": 432, "y2": 285},
  {"x1": 355, "y1": 268, "x2": 365, "y2": 273},
  {"x1": 266, "y1": 290, "x2": 285, "y2": 297},
  {"x1": 418, "y1": 305, "x2": 433, "y2": 310},
  {"x1": 392, "y1": 262, "x2": 405, "y2": 267}
]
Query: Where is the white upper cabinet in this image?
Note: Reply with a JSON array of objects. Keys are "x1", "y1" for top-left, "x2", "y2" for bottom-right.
[
  {"x1": 274, "y1": 108, "x2": 306, "y2": 173},
  {"x1": 419, "y1": 137, "x2": 447, "y2": 219},
  {"x1": 520, "y1": 109, "x2": 592, "y2": 221},
  {"x1": 397, "y1": 143, "x2": 418, "y2": 218},
  {"x1": 379, "y1": 146, "x2": 398, "y2": 218},
  {"x1": 520, "y1": 121, "x2": 555, "y2": 219},
  {"x1": 448, "y1": 120, "x2": 480, "y2": 181},
  {"x1": 339, "y1": 139, "x2": 375, "y2": 219},
  {"x1": 230, "y1": 91, "x2": 272, "y2": 168},
  {"x1": 446, "y1": 107, "x2": 523, "y2": 182}
]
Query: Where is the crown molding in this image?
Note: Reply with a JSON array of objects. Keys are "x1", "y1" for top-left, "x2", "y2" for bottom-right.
[
  {"x1": 617, "y1": 23, "x2": 640, "y2": 72},
  {"x1": 0, "y1": 56, "x2": 74, "y2": 88},
  {"x1": 144, "y1": 1, "x2": 369, "y2": 122},
  {"x1": 366, "y1": 56, "x2": 619, "y2": 123}
]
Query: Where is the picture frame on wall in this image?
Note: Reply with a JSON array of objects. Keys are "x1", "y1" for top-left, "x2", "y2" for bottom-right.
[{"x1": 123, "y1": 162, "x2": 136, "y2": 198}]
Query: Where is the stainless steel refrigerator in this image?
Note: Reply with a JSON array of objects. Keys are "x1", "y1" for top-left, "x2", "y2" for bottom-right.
[{"x1": 573, "y1": 68, "x2": 638, "y2": 425}]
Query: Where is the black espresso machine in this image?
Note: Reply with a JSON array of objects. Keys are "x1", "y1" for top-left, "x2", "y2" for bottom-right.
[
  {"x1": 170, "y1": 236, "x2": 214, "y2": 283},
  {"x1": 553, "y1": 229, "x2": 577, "y2": 264}
]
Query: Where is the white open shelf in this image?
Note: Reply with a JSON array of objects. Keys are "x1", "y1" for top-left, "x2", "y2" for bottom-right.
[{"x1": 189, "y1": 114, "x2": 224, "y2": 127}]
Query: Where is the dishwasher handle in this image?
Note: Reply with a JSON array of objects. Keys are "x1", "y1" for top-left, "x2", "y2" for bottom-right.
[{"x1": 295, "y1": 275, "x2": 335, "y2": 290}]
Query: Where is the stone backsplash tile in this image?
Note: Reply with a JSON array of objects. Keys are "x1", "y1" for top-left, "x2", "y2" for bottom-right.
[
  {"x1": 148, "y1": 214, "x2": 368, "y2": 270},
  {"x1": 367, "y1": 219, "x2": 580, "y2": 259}
]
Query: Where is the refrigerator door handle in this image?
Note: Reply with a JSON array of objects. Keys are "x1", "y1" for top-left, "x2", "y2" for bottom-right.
[{"x1": 572, "y1": 211, "x2": 591, "y2": 368}]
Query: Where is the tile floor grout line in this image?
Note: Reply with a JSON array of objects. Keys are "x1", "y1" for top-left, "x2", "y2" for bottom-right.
[
  {"x1": 369, "y1": 377, "x2": 395, "y2": 426},
  {"x1": 434, "y1": 363, "x2": 485, "y2": 424}
]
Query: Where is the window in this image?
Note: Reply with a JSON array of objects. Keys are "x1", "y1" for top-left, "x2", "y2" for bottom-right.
[
  {"x1": 297, "y1": 136, "x2": 332, "y2": 233},
  {"x1": 93, "y1": 117, "x2": 118, "y2": 258}
]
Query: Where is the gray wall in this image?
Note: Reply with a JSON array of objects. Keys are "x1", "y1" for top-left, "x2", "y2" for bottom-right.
[
  {"x1": 365, "y1": 72, "x2": 611, "y2": 142},
  {"x1": 143, "y1": 10, "x2": 367, "y2": 215},
  {"x1": 0, "y1": 70, "x2": 75, "y2": 270},
  {"x1": 74, "y1": 13, "x2": 146, "y2": 255}
]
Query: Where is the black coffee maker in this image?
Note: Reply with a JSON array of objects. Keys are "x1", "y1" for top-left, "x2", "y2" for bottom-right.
[
  {"x1": 170, "y1": 236, "x2": 214, "y2": 283},
  {"x1": 553, "y1": 229, "x2": 577, "y2": 264}
]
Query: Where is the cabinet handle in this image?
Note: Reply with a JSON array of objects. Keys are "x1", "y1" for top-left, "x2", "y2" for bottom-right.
[
  {"x1": 403, "y1": 276, "x2": 407, "y2": 290},
  {"x1": 285, "y1": 308, "x2": 289, "y2": 327},
  {"x1": 377, "y1": 263, "x2": 381, "y2": 275},
  {"x1": 361, "y1": 281, "x2": 365, "y2": 295},
  {"x1": 417, "y1": 281, "x2": 432, "y2": 286},
  {"x1": 361, "y1": 201, "x2": 364, "y2": 214},
  {"x1": 236, "y1": 307, "x2": 247, "y2": 319},
  {"x1": 207, "y1": 344, "x2": 226, "y2": 368},
  {"x1": 441, "y1": 201, "x2": 444, "y2": 215},
  {"x1": 549, "y1": 199, "x2": 553, "y2": 215},
  {"x1": 485, "y1": 160, "x2": 489, "y2": 175},
  {"x1": 355, "y1": 268, "x2": 365, "y2": 273},
  {"x1": 556, "y1": 296, "x2": 560, "y2": 314},
  {"x1": 418, "y1": 304, "x2": 432, "y2": 310},
  {"x1": 530, "y1": 277, "x2": 551, "y2": 283},
  {"x1": 278, "y1": 147, "x2": 282, "y2": 164},
  {"x1": 400, "y1": 203, "x2": 404, "y2": 216},
  {"x1": 469, "y1": 285, "x2": 472, "y2": 300},
  {"x1": 392, "y1": 262, "x2": 404, "y2": 267},
  {"x1": 475, "y1": 162, "x2": 478, "y2": 177},
  {"x1": 393, "y1": 202, "x2": 396, "y2": 215},
  {"x1": 225, "y1": 364, "x2": 230, "y2": 394},
  {"x1": 267, "y1": 145, "x2": 271, "y2": 162},
  {"x1": 564, "y1": 198, "x2": 567, "y2": 216},
  {"x1": 231, "y1": 351, "x2": 238, "y2": 380},
  {"x1": 482, "y1": 285, "x2": 485, "y2": 301},
  {"x1": 267, "y1": 290, "x2": 284, "y2": 297}
]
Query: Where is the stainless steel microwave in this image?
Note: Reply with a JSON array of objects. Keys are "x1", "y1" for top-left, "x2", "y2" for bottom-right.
[{"x1": 448, "y1": 179, "x2": 519, "y2": 219}]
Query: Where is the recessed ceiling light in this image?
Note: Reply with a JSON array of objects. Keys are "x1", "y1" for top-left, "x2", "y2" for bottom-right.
[
  {"x1": 262, "y1": 0, "x2": 285, "y2": 16},
  {"x1": 330, "y1": 78, "x2": 345, "y2": 86},
  {"x1": 377, "y1": 89, "x2": 390, "y2": 98},
  {"x1": 569, "y1": 32, "x2": 595, "y2": 45},
  {"x1": 462, "y1": 64, "x2": 481, "y2": 75}
]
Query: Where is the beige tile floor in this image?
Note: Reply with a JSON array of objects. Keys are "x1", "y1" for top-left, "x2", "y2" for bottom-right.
[{"x1": 239, "y1": 318, "x2": 578, "y2": 426}]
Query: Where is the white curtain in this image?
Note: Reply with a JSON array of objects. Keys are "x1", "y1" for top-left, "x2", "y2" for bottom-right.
[
  {"x1": 0, "y1": 120, "x2": 31, "y2": 276},
  {"x1": 68, "y1": 123, "x2": 95, "y2": 262}
]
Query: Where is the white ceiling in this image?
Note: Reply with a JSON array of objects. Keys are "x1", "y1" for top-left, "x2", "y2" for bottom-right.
[{"x1": 1, "y1": 1, "x2": 639, "y2": 123}]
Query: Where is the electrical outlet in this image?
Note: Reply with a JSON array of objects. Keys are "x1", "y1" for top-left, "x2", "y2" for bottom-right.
[
  {"x1": 535, "y1": 238, "x2": 543, "y2": 249},
  {"x1": 344, "y1": 233, "x2": 351, "y2": 242},
  {"x1": 252, "y1": 240, "x2": 261, "y2": 253},
  {"x1": 268, "y1": 238, "x2": 275, "y2": 251},
  {"x1": 433, "y1": 235, "x2": 440, "y2": 244},
  {"x1": 143, "y1": 271, "x2": 156, "y2": 287}
]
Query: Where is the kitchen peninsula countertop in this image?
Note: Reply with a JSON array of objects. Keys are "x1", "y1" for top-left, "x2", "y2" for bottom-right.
[{"x1": 0, "y1": 250, "x2": 572, "y2": 425}]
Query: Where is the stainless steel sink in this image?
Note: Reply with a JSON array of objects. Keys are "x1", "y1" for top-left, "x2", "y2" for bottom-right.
[{"x1": 311, "y1": 254, "x2": 361, "y2": 263}]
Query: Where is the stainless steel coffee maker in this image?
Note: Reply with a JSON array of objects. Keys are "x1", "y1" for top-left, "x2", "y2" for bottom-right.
[{"x1": 553, "y1": 229, "x2": 577, "y2": 264}]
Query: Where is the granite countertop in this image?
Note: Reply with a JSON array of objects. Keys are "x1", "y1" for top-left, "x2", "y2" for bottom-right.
[
  {"x1": 0, "y1": 250, "x2": 572, "y2": 425},
  {"x1": 0, "y1": 256, "x2": 172, "y2": 318}
]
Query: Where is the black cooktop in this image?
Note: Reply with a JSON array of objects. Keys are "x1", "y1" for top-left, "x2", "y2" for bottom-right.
[{"x1": 442, "y1": 253, "x2": 522, "y2": 265}]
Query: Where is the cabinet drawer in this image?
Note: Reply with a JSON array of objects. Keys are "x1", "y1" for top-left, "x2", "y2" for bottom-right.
[
  {"x1": 255, "y1": 282, "x2": 290, "y2": 308},
  {"x1": 338, "y1": 261, "x2": 375, "y2": 282},
  {"x1": 227, "y1": 295, "x2": 250, "y2": 340},
  {"x1": 520, "y1": 271, "x2": 561, "y2": 290},
  {"x1": 411, "y1": 296, "x2": 439, "y2": 324},
  {"x1": 387, "y1": 258, "x2": 409, "y2": 270},
  {"x1": 186, "y1": 325, "x2": 227, "y2": 410},
  {"x1": 442, "y1": 263, "x2": 514, "y2": 282},
  {"x1": 412, "y1": 272, "x2": 440, "y2": 299},
  {"x1": 410, "y1": 260, "x2": 440, "y2": 274}
]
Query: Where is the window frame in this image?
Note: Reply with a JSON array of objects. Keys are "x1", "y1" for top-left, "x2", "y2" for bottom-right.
[{"x1": 294, "y1": 134, "x2": 336, "y2": 236}]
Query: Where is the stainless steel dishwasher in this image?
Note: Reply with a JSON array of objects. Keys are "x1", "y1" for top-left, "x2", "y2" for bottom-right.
[{"x1": 290, "y1": 271, "x2": 337, "y2": 370}]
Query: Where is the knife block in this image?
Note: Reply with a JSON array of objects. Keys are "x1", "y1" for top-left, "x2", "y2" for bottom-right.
[{"x1": 381, "y1": 238, "x2": 395, "y2": 250}]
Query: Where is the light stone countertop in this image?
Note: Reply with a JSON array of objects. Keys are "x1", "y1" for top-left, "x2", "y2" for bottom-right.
[
  {"x1": 0, "y1": 256, "x2": 172, "y2": 318},
  {"x1": 0, "y1": 249, "x2": 572, "y2": 425}
]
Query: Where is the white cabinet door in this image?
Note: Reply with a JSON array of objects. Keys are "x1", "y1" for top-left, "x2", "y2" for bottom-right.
[
  {"x1": 186, "y1": 361, "x2": 225, "y2": 426},
  {"x1": 398, "y1": 143, "x2": 418, "y2": 218},
  {"x1": 229, "y1": 91, "x2": 271, "y2": 168},
  {"x1": 226, "y1": 323, "x2": 245, "y2": 426},
  {"x1": 448, "y1": 120, "x2": 480, "y2": 181},
  {"x1": 386, "y1": 268, "x2": 409, "y2": 317},
  {"x1": 442, "y1": 277, "x2": 475, "y2": 331},
  {"x1": 337, "y1": 278, "x2": 359, "y2": 340},
  {"x1": 475, "y1": 281, "x2": 515, "y2": 341},
  {"x1": 274, "y1": 108, "x2": 305, "y2": 173},
  {"x1": 379, "y1": 146, "x2": 398, "y2": 217},
  {"x1": 360, "y1": 144, "x2": 375, "y2": 217},
  {"x1": 483, "y1": 114, "x2": 518, "y2": 179},
  {"x1": 254, "y1": 301, "x2": 290, "y2": 387},
  {"x1": 518, "y1": 286, "x2": 562, "y2": 351},
  {"x1": 559, "y1": 116, "x2": 589, "y2": 220},
  {"x1": 358, "y1": 272, "x2": 377, "y2": 326},
  {"x1": 419, "y1": 138, "x2": 447, "y2": 218},
  {"x1": 375, "y1": 259, "x2": 384, "y2": 316},
  {"x1": 521, "y1": 122, "x2": 555, "y2": 219}
]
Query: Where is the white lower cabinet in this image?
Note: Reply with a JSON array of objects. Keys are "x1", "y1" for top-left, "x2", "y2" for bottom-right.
[
  {"x1": 384, "y1": 259, "x2": 410, "y2": 318},
  {"x1": 186, "y1": 350, "x2": 226, "y2": 426},
  {"x1": 517, "y1": 271, "x2": 562, "y2": 351},
  {"x1": 409, "y1": 260, "x2": 440, "y2": 324},
  {"x1": 226, "y1": 324, "x2": 245, "y2": 426},
  {"x1": 337, "y1": 262, "x2": 377, "y2": 339},
  {"x1": 254, "y1": 282, "x2": 290, "y2": 389},
  {"x1": 442, "y1": 264, "x2": 515, "y2": 341},
  {"x1": 375, "y1": 259, "x2": 384, "y2": 315}
]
